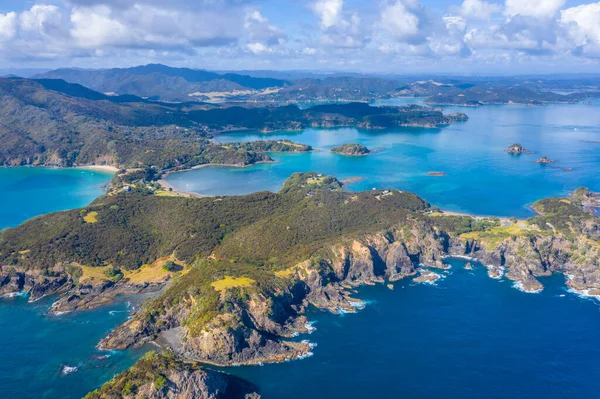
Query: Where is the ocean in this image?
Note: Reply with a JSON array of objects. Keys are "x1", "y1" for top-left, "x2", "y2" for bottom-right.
[{"x1": 2, "y1": 101, "x2": 600, "y2": 398}]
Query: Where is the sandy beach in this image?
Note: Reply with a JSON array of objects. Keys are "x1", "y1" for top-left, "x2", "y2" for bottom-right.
[{"x1": 76, "y1": 165, "x2": 120, "y2": 173}]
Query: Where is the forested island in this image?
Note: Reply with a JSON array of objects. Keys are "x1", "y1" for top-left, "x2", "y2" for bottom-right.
[
  {"x1": 1, "y1": 171, "x2": 599, "y2": 397},
  {"x1": 330, "y1": 143, "x2": 371, "y2": 156},
  {"x1": 3, "y1": 69, "x2": 600, "y2": 399},
  {"x1": 0, "y1": 78, "x2": 466, "y2": 170}
]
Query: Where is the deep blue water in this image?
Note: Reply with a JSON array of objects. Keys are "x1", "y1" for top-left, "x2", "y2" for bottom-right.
[
  {"x1": 166, "y1": 100, "x2": 600, "y2": 217},
  {"x1": 0, "y1": 295, "x2": 147, "y2": 399},
  {"x1": 2, "y1": 103, "x2": 600, "y2": 398},
  {"x1": 0, "y1": 167, "x2": 146, "y2": 399},
  {"x1": 229, "y1": 260, "x2": 600, "y2": 399},
  {"x1": 0, "y1": 167, "x2": 113, "y2": 229}
]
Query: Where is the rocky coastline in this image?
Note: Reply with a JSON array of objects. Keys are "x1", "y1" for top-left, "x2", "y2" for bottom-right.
[{"x1": 1, "y1": 177, "x2": 598, "y2": 397}]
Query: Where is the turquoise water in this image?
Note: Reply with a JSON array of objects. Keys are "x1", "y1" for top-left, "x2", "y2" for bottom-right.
[
  {"x1": 228, "y1": 259, "x2": 600, "y2": 399},
  {"x1": 0, "y1": 167, "x2": 144, "y2": 399},
  {"x1": 2, "y1": 104, "x2": 600, "y2": 398},
  {"x1": 0, "y1": 167, "x2": 113, "y2": 229},
  {"x1": 166, "y1": 101, "x2": 600, "y2": 217}
]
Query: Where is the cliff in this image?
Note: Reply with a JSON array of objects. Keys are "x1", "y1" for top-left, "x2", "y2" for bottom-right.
[
  {"x1": 84, "y1": 351, "x2": 259, "y2": 399},
  {"x1": 1, "y1": 174, "x2": 598, "y2": 396}
]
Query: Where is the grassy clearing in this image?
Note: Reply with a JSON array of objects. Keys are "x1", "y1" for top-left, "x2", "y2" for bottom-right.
[
  {"x1": 211, "y1": 276, "x2": 255, "y2": 292},
  {"x1": 154, "y1": 190, "x2": 179, "y2": 197},
  {"x1": 274, "y1": 267, "x2": 297, "y2": 278},
  {"x1": 83, "y1": 211, "x2": 98, "y2": 223},
  {"x1": 461, "y1": 223, "x2": 538, "y2": 247},
  {"x1": 77, "y1": 257, "x2": 187, "y2": 285},
  {"x1": 79, "y1": 265, "x2": 113, "y2": 284},
  {"x1": 306, "y1": 176, "x2": 326, "y2": 185}
]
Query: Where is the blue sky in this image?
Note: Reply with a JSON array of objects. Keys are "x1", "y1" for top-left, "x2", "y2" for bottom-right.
[{"x1": 1, "y1": 0, "x2": 600, "y2": 73}]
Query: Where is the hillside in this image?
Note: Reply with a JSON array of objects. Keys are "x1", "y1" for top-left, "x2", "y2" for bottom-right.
[
  {"x1": 0, "y1": 78, "x2": 465, "y2": 168},
  {"x1": 0, "y1": 173, "x2": 599, "y2": 396},
  {"x1": 35, "y1": 64, "x2": 289, "y2": 102}
]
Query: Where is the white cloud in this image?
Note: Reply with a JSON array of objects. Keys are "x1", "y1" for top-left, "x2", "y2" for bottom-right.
[
  {"x1": 380, "y1": 1, "x2": 421, "y2": 41},
  {"x1": 460, "y1": 0, "x2": 501, "y2": 20},
  {"x1": 0, "y1": 12, "x2": 17, "y2": 41},
  {"x1": 312, "y1": 0, "x2": 344, "y2": 29},
  {"x1": 245, "y1": 10, "x2": 286, "y2": 47},
  {"x1": 70, "y1": 6, "x2": 128, "y2": 48},
  {"x1": 505, "y1": 0, "x2": 566, "y2": 19},
  {"x1": 561, "y1": 2, "x2": 600, "y2": 57}
]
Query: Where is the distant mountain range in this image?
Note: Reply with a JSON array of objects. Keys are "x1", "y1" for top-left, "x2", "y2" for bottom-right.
[
  {"x1": 32, "y1": 64, "x2": 600, "y2": 105},
  {"x1": 35, "y1": 64, "x2": 290, "y2": 102}
]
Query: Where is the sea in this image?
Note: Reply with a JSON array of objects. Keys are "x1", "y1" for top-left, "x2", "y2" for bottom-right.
[
  {"x1": 1, "y1": 101, "x2": 600, "y2": 398},
  {"x1": 165, "y1": 99, "x2": 600, "y2": 217}
]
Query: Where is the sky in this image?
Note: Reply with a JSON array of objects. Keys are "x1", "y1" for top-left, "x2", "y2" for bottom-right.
[{"x1": 0, "y1": 0, "x2": 600, "y2": 74}]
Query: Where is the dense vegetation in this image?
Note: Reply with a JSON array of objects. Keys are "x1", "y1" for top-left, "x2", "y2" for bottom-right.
[
  {"x1": 330, "y1": 143, "x2": 371, "y2": 155},
  {"x1": 0, "y1": 173, "x2": 429, "y2": 271},
  {"x1": 0, "y1": 78, "x2": 462, "y2": 168},
  {"x1": 84, "y1": 351, "x2": 256, "y2": 399}
]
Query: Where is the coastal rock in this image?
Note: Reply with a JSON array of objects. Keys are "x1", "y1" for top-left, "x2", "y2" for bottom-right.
[
  {"x1": 84, "y1": 351, "x2": 259, "y2": 399},
  {"x1": 413, "y1": 270, "x2": 441, "y2": 284},
  {"x1": 535, "y1": 156, "x2": 556, "y2": 164},
  {"x1": 505, "y1": 143, "x2": 533, "y2": 155}
]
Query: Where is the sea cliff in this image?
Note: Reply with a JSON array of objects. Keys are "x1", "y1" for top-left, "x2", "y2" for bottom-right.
[{"x1": 1, "y1": 173, "x2": 598, "y2": 396}]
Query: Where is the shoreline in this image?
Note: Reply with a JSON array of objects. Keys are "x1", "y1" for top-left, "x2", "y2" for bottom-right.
[
  {"x1": 157, "y1": 161, "x2": 276, "y2": 198},
  {"x1": 75, "y1": 165, "x2": 120, "y2": 173}
]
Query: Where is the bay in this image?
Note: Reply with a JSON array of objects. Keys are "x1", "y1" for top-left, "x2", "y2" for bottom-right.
[
  {"x1": 0, "y1": 167, "x2": 113, "y2": 230},
  {"x1": 165, "y1": 101, "x2": 600, "y2": 217}
]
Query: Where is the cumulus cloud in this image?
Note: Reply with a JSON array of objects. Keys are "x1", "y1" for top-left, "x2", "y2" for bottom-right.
[
  {"x1": 380, "y1": 1, "x2": 423, "y2": 43},
  {"x1": 377, "y1": 1, "x2": 470, "y2": 57},
  {"x1": 0, "y1": 2, "x2": 244, "y2": 61},
  {"x1": 312, "y1": 0, "x2": 344, "y2": 29},
  {"x1": 0, "y1": 0, "x2": 600, "y2": 71},
  {"x1": 504, "y1": 0, "x2": 566, "y2": 19},
  {"x1": 310, "y1": 0, "x2": 368, "y2": 48},
  {"x1": 460, "y1": 0, "x2": 501, "y2": 20},
  {"x1": 244, "y1": 10, "x2": 286, "y2": 54},
  {"x1": 561, "y1": 2, "x2": 600, "y2": 57}
]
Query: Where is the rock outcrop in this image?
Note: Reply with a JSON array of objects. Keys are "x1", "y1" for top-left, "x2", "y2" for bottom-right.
[
  {"x1": 505, "y1": 143, "x2": 533, "y2": 155},
  {"x1": 84, "y1": 351, "x2": 259, "y2": 399}
]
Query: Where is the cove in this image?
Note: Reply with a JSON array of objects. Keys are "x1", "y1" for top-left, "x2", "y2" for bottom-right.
[
  {"x1": 0, "y1": 293, "x2": 149, "y2": 399},
  {"x1": 0, "y1": 166, "x2": 144, "y2": 399},
  {"x1": 227, "y1": 259, "x2": 600, "y2": 398},
  {"x1": 0, "y1": 167, "x2": 113, "y2": 230},
  {"x1": 165, "y1": 100, "x2": 600, "y2": 217}
]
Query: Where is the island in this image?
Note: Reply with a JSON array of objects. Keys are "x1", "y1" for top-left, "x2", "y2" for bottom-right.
[
  {"x1": 505, "y1": 143, "x2": 533, "y2": 155},
  {"x1": 535, "y1": 156, "x2": 556, "y2": 164},
  {"x1": 1, "y1": 170, "x2": 599, "y2": 396},
  {"x1": 331, "y1": 143, "x2": 371, "y2": 156},
  {"x1": 0, "y1": 78, "x2": 467, "y2": 169}
]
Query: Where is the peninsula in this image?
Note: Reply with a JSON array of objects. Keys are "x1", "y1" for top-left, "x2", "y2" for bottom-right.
[{"x1": 1, "y1": 172, "x2": 599, "y2": 397}]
